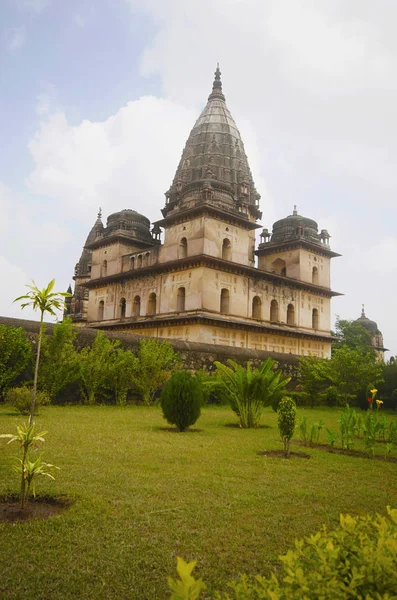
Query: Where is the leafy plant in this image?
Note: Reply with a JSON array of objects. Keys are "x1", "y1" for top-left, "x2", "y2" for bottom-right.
[
  {"x1": 0, "y1": 325, "x2": 33, "y2": 399},
  {"x1": 6, "y1": 387, "x2": 50, "y2": 415},
  {"x1": 363, "y1": 412, "x2": 382, "y2": 458},
  {"x1": 131, "y1": 339, "x2": 182, "y2": 405},
  {"x1": 309, "y1": 423, "x2": 317, "y2": 446},
  {"x1": 338, "y1": 405, "x2": 357, "y2": 451},
  {"x1": 384, "y1": 443, "x2": 393, "y2": 461},
  {"x1": 211, "y1": 359, "x2": 290, "y2": 428},
  {"x1": 170, "y1": 507, "x2": 397, "y2": 599},
  {"x1": 299, "y1": 415, "x2": 309, "y2": 445},
  {"x1": 326, "y1": 427, "x2": 336, "y2": 448},
  {"x1": 14, "y1": 279, "x2": 71, "y2": 423},
  {"x1": 78, "y1": 332, "x2": 118, "y2": 404},
  {"x1": 277, "y1": 397, "x2": 296, "y2": 457},
  {"x1": 168, "y1": 557, "x2": 206, "y2": 600},
  {"x1": 0, "y1": 423, "x2": 57, "y2": 509},
  {"x1": 108, "y1": 348, "x2": 138, "y2": 406},
  {"x1": 315, "y1": 419, "x2": 324, "y2": 443},
  {"x1": 38, "y1": 319, "x2": 79, "y2": 402},
  {"x1": 161, "y1": 371, "x2": 202, "y2": 432},
  {"x1": 387, "y1": 421, "x2": 397, "y2": 444}
]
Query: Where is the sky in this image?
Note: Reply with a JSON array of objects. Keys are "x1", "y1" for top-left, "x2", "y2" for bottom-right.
[{"x1": 1, "y1": 0, "x2": 396, "y2": 356}]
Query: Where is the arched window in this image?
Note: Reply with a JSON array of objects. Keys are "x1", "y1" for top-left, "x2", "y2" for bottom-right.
[
  {"x1": 287, "y1": 303, "x2": 295, "y2": 325},
  {"x1": 130, "y1": 256, "x2": 135, "y2": 270},
  {"x1": 144, "y1": 252, "x2": 150, "y2": 267},
  {"x1": 179, "y1": 237, "x2": 188, "y2": 259},
  {"x1": 147, "y1": 292, "x2": 156, "y2": 315},
  {"x1": 98, "y1": 300, "x2": 104, "y2": 320},
  {"x1": 133, "y1": 295, "x2": 141, "y2": 317},
  {"x1": 101, "y1": 260, "x2": 107, "y2": 278},
  {"x1": 119, "y1": 297, "x2": 126, "y2": 319},
  {"x1": 222, "y1": 238, "x2": 231, "y2": 260},
  {"x1": 252, "y1": 296, "x2": 262, "y2": 320},
  {"x1": 220, "y1": 288, "x2": 230, "y2": 314},
  {"x1": 312, "y1": 308, "x2": 319, "y2": 329},
  {"x1": 312, "y1": 266, "x2": 319, "y2": 284},
  {"x1": 137, "y1": 255, "x2": 143, "y2": 268},
  {"x1": 270, "y1": 299, "x2": 279, "y2": 322},
  {"x1": 177, "y1": 287, "x2": 186, "y2": 311},
  {"x1": 271, "y1": 258, "x2": 286, "y2": 275}
]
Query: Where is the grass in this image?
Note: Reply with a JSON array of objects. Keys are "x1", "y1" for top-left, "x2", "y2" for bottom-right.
[{"x1": 0, "y1": 404, "x2": 396, "y2": 599}]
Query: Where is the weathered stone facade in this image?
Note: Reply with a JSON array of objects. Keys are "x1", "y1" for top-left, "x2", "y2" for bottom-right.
[{"x1": 66, "y1": 67, "x2": 341, "y2": 359}]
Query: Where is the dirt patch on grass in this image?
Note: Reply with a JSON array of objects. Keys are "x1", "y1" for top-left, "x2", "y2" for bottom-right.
[
  {"x1": 225, "y1": 423, "x2": 271, "y2": 429},
  {"x1": 257, "y1": 450, "x2": 311, "y2": 459},
  {"x1": 0, "y1": 496, "x2": 72, "y2": 523},
  {"x1": 157, "y1": 427, "x2": 203, "y2": 433},
  {"x1": 290, "y1": 440, "x2": 397, "y2": 462}
]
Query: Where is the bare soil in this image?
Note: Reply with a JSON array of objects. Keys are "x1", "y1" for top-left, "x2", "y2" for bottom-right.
[
  {"x1": 0, "y1": 496, "x2": 71, "y2": 523},
  {"x1": 257, "y1": 450, "x2": 311, "y2": 459}
]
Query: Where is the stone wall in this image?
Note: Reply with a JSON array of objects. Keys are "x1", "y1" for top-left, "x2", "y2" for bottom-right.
[{"x1": 0, "y1": 315, "x2": 300, "y2": 375}]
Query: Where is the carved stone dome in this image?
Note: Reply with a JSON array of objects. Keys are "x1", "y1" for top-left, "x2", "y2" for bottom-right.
[
  {"x1": 271, "y1": 207, "x2": 321, "y2": 245},
  {"x1": 355, "y1": 306, "x2": 380, "y2": 335},
  {"x1": 106, "y1": 209, "x2": 152, "y2": 242}
]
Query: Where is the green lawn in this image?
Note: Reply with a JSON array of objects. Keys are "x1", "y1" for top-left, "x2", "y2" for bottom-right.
[{"x1": 0, "y1": 405, "x2": 396, "y2": 599}]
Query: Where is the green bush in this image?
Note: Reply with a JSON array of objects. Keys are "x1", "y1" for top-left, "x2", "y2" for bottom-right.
[
  {"x1": 0, "y1": 325, "x2": 33, "y2": 399},
  {"x1": 277, "y1": 397, "x2": 296, "y2": 456},
  {"x1": 6, "y1": 387, "x2": 50, "y2": 415},
  {"x1": 169, "y1": 507, "x2": 397, "y2": 599},
  {"x1": 160, "y1": 371, "x2": 202, "y2": 432},
  {"x1": 325, "y1": 385, "x2": 340, "y2": 407}
]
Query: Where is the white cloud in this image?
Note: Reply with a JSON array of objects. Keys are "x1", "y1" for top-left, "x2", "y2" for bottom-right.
[{"x1": 5, "y1": 26, "x2": 26, "y2": 53}]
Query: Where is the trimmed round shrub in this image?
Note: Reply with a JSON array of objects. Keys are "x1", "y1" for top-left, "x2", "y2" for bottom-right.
[
  {"x1": 6, "y1": 387, "x2": 50, "y2": 415},
  {"x1": 160, "y1": 371, "x2": 203, "y2": 432},
  {"x1": 277, "y1": 396, "x2": 296, "y2": 456}
]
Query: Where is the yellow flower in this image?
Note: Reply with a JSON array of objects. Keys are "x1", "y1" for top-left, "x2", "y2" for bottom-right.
[
  {"x1": 376, "y1": 399, "x2": 383, "y2": 406},
  {"x1": 370, "y1": 388, "x2": 378, "y2": 395}
]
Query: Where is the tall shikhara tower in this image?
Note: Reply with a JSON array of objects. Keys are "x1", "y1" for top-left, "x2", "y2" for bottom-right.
[{"x1": 66, "y1": 66, "x2": 341, "y2": 358}]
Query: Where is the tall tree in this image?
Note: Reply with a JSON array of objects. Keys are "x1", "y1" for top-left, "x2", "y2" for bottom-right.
[{"x1": 14, "y1": 279, "x2": 71, "y2": 423}]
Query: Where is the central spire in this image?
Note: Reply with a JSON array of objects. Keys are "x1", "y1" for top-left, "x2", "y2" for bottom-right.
[{"x1": 208, "y1": 63, "x2": 225, "y2": 101}]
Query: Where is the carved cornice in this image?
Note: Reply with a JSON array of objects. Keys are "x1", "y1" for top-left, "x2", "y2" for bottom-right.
[
  {"x1": 155, "y1": 203, "x2": 261, "y2": 231},
  {"x1": 84, "y1": 253, "x2": 342, "y2": 297},
  {"x1": 256, "y1": 239, "x2": 341, "y2": 259}
]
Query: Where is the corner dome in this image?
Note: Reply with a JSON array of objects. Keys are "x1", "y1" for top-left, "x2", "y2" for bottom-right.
[
  {"x1": 355, "y1": 306, "x2": 380, "y2": 335},
  {"x1": 106, "y1": 209, "x2": 152, "y2": 242},
  {"x1": 270, "y1": 207, "x2": 321, "y2": 245}
]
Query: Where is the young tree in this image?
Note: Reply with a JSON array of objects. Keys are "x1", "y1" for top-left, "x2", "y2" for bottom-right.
[
  {"x1": 0, "y1": 325, "x2": 33, "y2": 399},
  {"x1": 331, "y1": 346, "x2": 383, "y2": 405},
  {"x1": 14, "y1": 279, "x2": 71, "y2": 423},
  {"x1": 277, "y1": 397, "x2": 296, "y2": 457},
  {"x1": 78, "y1": 332, "x2": 119, "y2": 404},
  {"x1": 38, "y1": 319, "x2": 79, "y2": 402},
  {"x1": 108, "y1": 348, "x2": 138, "y2": 406},
  {"x1": 131, "y1": 339, "x2": 181, "y2": 405},
  {"x1": 160, "y1": 371, "x2": 203, "y2": 431}
]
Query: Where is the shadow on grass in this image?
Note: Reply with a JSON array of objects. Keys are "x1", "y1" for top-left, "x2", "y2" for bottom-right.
[
  {"x1": 155, "y1": 427, "x2": 203, "y2": 433},
  {"x1": 290, "y1": 440, "x2": 397, "y2": 463},
  {"x1": 0, "y1": 494, "x2": 73, "y2": 523}
]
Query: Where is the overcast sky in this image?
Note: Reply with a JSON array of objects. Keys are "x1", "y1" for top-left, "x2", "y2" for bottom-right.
[{"x1": 1, "y1": 0, "x2": 396, "y2": 356}]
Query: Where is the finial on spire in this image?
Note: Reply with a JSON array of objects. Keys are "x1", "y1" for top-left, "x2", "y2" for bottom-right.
[
  {"x1": 293, "y1": 205, "x2": 298, "y2": 216},
  {"x1": 97, "y1": 207, "x2": 102, "y2": 219},
  {"x1": 361, "y1": 304, "x2": 366, "y2": 318},
  {"x1": 208, "y1": 63, "x2": 225, "y2": 101}
]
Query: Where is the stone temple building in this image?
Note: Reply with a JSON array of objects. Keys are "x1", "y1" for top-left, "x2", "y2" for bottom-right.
[
  {"x1": 355, "y1": 305, "x2": 387, "y2": 360},
  {"x1": 65, "y1": 67, "x2": 342, "y2": 358}
]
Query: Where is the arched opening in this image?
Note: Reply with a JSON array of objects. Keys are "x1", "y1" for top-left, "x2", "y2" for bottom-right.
[
  {"x1": 119, "y1": 297, "x2": 126, "y2": 319},
  {"x1": 98, "y1": 300, "x2": 104, "y2": 320},
  {"x1": 222, "y1": 238, "x2": 231, "y2": 260},
  {"x1": 312, "y1": 266, "x2": 319, "y2": 284},
  {"x1": 271, "y1": 258, "x2": 286, "y2": 275},
  {"x1": 144, "y1": 252, "x2": 150, "y2": 267},
  {"x1": 312, "y1": 308, "x2": 319, "y2": 329},
  {"x1": 101, "y1": 260, "x2": 107, "y2": 278},
  {"x1": 179, "y1": 237, "x2": 188, "y2": 259},
  {"x1": 130, "y1": 256, "x2": 135, "y2": 270},
  {"x1": 220, "y1": 289, "x2": 230, "y2": 314},
  {"x1": 252, "y1": 296, "x2": 262, "y2": 320},
  {"x1": 287, "y1": 303, "x2": 295, "y2": 326},
  {"x1": 137, "y1": 255, "x2": 143, "y2": 268},
  {"x1": 133, "y1": 295, "x2": 141, "y2": 317},
  {"x1": 270, "y1": 299, "x2": 279, "y2": 322},
  {"x1": 147, "y1": 292, "x2": 156, "y2": 315},
  {"x1": 177, "y1": 287, "x2": 186, "y2": 311}
]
